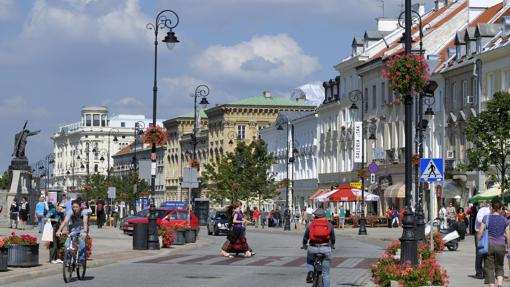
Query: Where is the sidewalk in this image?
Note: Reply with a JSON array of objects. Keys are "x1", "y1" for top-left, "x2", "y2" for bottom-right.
[{"x1": 0, "y1": 221, "x2": 211, "y2": 285}]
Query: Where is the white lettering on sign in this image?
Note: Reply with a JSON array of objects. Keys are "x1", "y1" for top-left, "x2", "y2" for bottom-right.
[{"x1": 354, "y1": 121, "x2": 362, "y2": 163}]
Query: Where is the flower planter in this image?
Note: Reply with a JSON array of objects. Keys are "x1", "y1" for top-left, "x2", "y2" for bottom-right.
[
  {"x1": 8, "y1": 244, "x2": 39, "y2": 267},
  {"x1": 174, "y1": 231, "x2": 186, "y2": 245},
  {"x1": 389, "y1": 281, "x2": 443, "y2": 287},
  {"x1": 185, "y1": 230, "x2": 197, "y2": 243},
  {"x1": 0, "y1": 248, "x2": 8, "y2": 271}
]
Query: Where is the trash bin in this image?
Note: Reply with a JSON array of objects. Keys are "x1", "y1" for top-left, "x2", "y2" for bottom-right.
[{"x1": 133, "y1": 223, "x2": 148, "y2": 250}]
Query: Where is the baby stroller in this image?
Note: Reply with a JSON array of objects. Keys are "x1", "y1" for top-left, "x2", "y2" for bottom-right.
[{"x1": 432, "y1": 218, "x2": 460, "y2": 251}]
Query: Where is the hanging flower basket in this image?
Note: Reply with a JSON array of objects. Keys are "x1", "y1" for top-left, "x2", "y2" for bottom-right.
[
  {"x1": 382, "y1": 54, "x2": 429, "y2": 96},
  {"x1": 143, "y1": 125, "x2": 168, "y2": 146},
  {"x1": 189, "y1": 159, "x2": 200, "y2": 168}
]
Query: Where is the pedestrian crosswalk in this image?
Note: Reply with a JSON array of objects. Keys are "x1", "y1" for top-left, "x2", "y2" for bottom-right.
[{"x1": 136, "y1": 254, "x2": 378, "y2": 269}]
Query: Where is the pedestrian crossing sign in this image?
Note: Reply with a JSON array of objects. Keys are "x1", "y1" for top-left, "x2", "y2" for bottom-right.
[{"x1": 420, "y1": 158, "x2": 444, "y2": 182}]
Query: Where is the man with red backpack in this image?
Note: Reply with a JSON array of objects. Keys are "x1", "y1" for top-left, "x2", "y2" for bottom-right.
[{"x1": 302, "y1": 208, "x2": 335, "y2": 287}]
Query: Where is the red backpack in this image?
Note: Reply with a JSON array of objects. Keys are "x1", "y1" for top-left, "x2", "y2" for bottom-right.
[{"x1": 309, "y1": 219, "x2": 331, "y2": 243}]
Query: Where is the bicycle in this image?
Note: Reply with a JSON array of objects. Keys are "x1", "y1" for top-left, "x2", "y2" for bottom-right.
[
  {"x1": 301, "y1": 246, "x2": 326, "y2": 287},
  {"x1": 62, "y1": 232, "x2": 87, "y2": 283}
]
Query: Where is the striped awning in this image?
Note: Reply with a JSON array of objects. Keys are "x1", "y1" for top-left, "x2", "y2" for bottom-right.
[
  {"x1": 384, "y1": 183, "x2": 405, "y2": 198},
  {"x1": 309, "y1": 189, "x2": 327, "y2": 200}
]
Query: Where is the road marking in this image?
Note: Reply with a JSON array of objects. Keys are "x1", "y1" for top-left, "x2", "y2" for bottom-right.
[
  {"x1": 265, "y1": 256, "x2": 301, "y2": 266},
  {"x1": 162, "y1": 254, "x2": 203, "y2": 264},
  {"x1": 245, "y1": 256, "x2": 282, "y2": 266},
  {"x1": 337, "y1": 258, "x2": 364, "y2": 268},
  {"x1": 178, "y1": 255, "x2": 217, "y2": 265},
  {"x1": 281, "y1": 257, "x2": 307, "y2": 267}
]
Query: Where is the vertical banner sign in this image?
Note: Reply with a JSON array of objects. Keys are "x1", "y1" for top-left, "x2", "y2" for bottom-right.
[{"x1": 354, "y1": 121, "x2": 363, "y2": 163}]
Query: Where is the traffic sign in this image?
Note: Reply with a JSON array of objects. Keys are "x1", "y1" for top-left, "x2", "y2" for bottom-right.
[
  {"x1": 350, "y1": 182, "x2": 361, "y2": 189},
  {"x1": 370, "y1": 173, "x2": 376, "y2": 184},
  {"x1": 368, "y1": 162, "x2": 379, "y2": 174},
  {"x1": 420, "y1": 158, "x2": 444, "y2": 182},
  {"x1": 107, "y1": 187, "x2": 116, "y2": 199}
]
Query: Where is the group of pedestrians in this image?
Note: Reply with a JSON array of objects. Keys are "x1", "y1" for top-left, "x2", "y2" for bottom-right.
[{"x1": 8, "y1": 196, "x2": 30, "y2": 230}]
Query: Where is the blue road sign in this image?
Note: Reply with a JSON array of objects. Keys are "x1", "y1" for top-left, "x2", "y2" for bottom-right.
[
  {"x1": 368, "y1": 162, "x2": 379, "y2": 173},
  {"x1": 420, "y1": 158, "x2": 444, "y2": 182}
]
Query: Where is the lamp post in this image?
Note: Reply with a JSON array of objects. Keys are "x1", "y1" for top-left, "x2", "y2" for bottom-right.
[
  {"x1": 146, "y1": 9, "x2": 180, "y2": 250},
  {"x1": 192, "y1": 84, "x2": 210, "y2": 161},
  {"x1": 107, "y1": 129, "x2": 119, "y2": 182},
  {"x1": 132, "y1": 121, "x2": 145, "y2": 197},
  {"x1": 400, "y1": 0, "x2": 418, "y2": 266},
  {"x1": 46, "y1": 154, "x2": 55, "y2": 192},
  {"x1": 277, "y1": 115, "x2": 293, "y2": 231},
  {"x1": 349, "y1": 89, "x2": 367, "y2": 235}
]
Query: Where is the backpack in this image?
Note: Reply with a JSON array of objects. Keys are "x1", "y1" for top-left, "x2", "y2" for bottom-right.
[{"x1": 309, "y1": 219, "x2": 331, "y2": 243}]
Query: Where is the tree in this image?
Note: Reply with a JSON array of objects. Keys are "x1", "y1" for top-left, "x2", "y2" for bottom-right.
[
  {"x1": 464, "y1": 91, "x2": 510, "y2": 199},
  {"x1": 82, "y1": 172, "x2": 149, "y2": 204},
  {"x1": 202, "y1": 140, "x2": 277, "y2": 204},
  {"x1": 0, "y1": 171, "x2": 12, "y2": 190}
]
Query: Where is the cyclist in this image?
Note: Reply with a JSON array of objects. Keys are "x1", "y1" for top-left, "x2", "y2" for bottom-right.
[
  {"x1": 56, "y1": 200, "x2": 89, "y2": 265},
  {"x1": 302, "y1": 208, "x2": 335, "y2": 287}
]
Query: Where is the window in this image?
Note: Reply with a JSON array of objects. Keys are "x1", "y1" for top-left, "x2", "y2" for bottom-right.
[
  {"x1": 94, "y1": 164, "x2": 98, "y2": 172},
  {"x1": 381, "y1": 82, "x2": 386, "y2": 105},
  {"x1": 372, "y1": 85, "x2": 377, "y2": 109},
  {"x1": 461, "y1": 80, "x2": 467, "y2": 106},
  {"x1": 488, "y1": 73, "x2": 496, "y2": 99},
  {"x1": 451, "y1": 82, "x2": 457, "y2": 111},
  {"x1": 93, "y1": 114, "x2": 100, "y2": 126},
  {"x1": 504, "y1": 70, "x2": 510, "y2": 92},
  {"x1": 101, "y1": 115, "x2": 107, "y2": 127},
  {"x1": 364, "y1": 88, "x2": 368, "y2": 112},
  {"x1": 120, "y1": 122, "x2": 126, "y2": 128},
  {"x1": 86, "y1": 114, "x2": 91, "y2": 127},
  {"x1": 237, "y1": 125, "x2": 246, "y2": 139}
]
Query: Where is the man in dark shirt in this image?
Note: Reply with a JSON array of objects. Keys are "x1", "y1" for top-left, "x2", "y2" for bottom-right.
[{"x1": 302, "y1": 208, "x2": 335, "y2": 287}]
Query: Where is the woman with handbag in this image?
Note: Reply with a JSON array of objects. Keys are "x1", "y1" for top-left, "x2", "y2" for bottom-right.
[{"x1": 477, "y1": 200, "x2": 510, "y2": 287}]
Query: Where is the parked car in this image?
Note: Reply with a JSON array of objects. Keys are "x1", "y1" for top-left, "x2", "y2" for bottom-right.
[
  {"x1": 207, "y1": 210, "x2": 230, "y2": 236},
  {"x1": 122, "y1": 208, "x2": 199, "y2": 235}
]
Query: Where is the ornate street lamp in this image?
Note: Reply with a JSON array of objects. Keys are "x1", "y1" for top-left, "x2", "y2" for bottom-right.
[
  {"x1": 276, "y1": 114, "x2": 294, "y2": 231},
  {"x1": 192, "y1": 84, "x2": 210, "y2": 161},
  {"x1": 146, "y1": 9, "x2": 180, "y2": 250},
  {"x1": 349, "y1": 89, "x2": 368, "y2": 236}
]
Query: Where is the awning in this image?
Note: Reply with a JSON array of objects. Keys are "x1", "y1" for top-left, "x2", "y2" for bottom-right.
[
  {"x1": 442, "y1": 180, "x2": 462, "y2": 199},
  {"x1": 309, "y1": 189, "x2": 327, "y2": 200},
  {"x1": 384, "y1": 183, "x2": 405, "y2": 198},
  {"x1": 353, "y1": 190, "x2": 380, "y2": 201},
  {"x1": 469, "y1": 185, "x2": 509, "y2": 203},
  {"x1": 328, "y1": 184, "x2": 358, "y2": 202},
  {"x1": 315, "y1": 189, "x2": 338, "y2": 202}
]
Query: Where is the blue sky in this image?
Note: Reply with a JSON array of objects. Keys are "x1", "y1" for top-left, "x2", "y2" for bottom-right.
[{"x1": 0, "y1": 0, "x2": 409, "y2": 170}]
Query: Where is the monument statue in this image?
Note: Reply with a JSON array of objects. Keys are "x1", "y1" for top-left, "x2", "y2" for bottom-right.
[{"x1": 12, "y1": 121, "x2": 40, "y2": 159}]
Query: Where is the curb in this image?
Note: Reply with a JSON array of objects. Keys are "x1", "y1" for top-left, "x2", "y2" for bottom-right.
[{"x1": 0, "y1": 237, "x2": 212, "y2": 286}]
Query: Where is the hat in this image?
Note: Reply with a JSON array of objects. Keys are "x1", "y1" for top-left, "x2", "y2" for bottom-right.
[{"x1": 313, "y1": 208, "x2": 326, "y2": 218}]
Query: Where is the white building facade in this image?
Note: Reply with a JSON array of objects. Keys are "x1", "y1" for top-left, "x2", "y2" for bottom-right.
[{"x1": 52, "y1": 105, "x2": 161, "y2": 192}]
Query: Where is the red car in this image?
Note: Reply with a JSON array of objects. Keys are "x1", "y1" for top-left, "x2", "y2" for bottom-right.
[{"x1": 122, "y1": 208, "x2": 199, "y2": 235}]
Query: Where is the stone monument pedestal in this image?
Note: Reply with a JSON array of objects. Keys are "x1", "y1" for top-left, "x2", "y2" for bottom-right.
[{"x1": 7, "y1": 158, "x2": 38, "y2": 225}]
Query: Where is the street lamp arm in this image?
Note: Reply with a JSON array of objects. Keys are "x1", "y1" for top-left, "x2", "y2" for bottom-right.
[
  {"x1": 349, "y1": 90, "x2": 362, "y2": 103},
  {"x1": 146, "y1": 10, "x2": 180, "y2": 35}
]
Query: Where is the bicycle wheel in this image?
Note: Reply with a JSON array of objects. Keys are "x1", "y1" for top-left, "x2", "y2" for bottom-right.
[
  {"x1": 63, "y1": 251, "x2": 74, "y2": 283},
  {"x1": 315, "y1": 273, "x2": 324, "y2": 287},
  {"x1": 76, "y1": 256, "x2": 87, "y2": 280}
]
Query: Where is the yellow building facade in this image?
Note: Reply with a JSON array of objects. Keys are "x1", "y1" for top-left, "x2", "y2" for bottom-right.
[{"x1": 163, "y1": 91, "x2": 315, "y2": 202}]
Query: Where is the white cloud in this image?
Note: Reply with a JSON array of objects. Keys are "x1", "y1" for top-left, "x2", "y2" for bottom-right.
[
  {"x1": 192, "y1": 34, "x2": 320, "y2": 85},
  {"x1": 0, "y1": 0, "x2": 17, "y2": 21},
  {"x1": 20, "y1": 0, "x2": 151, "y2": 46}
]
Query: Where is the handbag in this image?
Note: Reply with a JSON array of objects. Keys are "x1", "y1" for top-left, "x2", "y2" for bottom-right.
[
  {"x1": 41, "y1": 221, "x2": 54, "y2": 242},
  {"x1": 478, "y1": 215, "x2": 490, "y2": 255}
]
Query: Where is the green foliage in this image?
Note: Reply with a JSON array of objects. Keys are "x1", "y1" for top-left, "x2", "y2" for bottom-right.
[
  {"x1": 201, "y1": 140, "x2": 277, "y2": 203},
  {"x1": 0, "y1": 171, "x2": 12, "y2": 190},
  {"x1": 465, "y1": 91, "x2": 510, "y2": 196},
  {"x1": 81, "y1": 172, "x2": 148, "y2": 203}
]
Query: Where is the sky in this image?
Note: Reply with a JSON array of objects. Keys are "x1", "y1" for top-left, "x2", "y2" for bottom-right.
[{"x1": 0, "y1": 0, "x2": 412, "y2": 171}]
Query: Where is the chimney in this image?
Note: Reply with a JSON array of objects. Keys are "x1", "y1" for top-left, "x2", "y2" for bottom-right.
[
  {"x1": 502, "y1": 16, "x2": 510, "y2": 36},
  {"x1": 263, "y1": 91, "x2": 271, "y2": 98},
  {"x1": 412, "y1": 3, "x2": 426, "y2": 16},
  {"x1": 297, "y1": 94, "x2": 306, "y2": 104},
  {"x1": 435, "y1": 0, "x2": 445, "y2": 10}
]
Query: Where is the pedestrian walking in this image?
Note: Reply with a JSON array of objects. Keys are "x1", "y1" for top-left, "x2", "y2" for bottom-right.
[
  {"x1": 221, "y1": 202, "x2": 254, "y2": 258},
  {"x1": 457, "y1": 207, "x2": 468, "y2": 240},
  {"x1": 274, "y1": 209, "x2": 281, "y2": 227},
  {"x1": 96, "y1": 197, "x2": 105, "y2": 228},
  {"x1": 439, "y1": 204, "x2": 448, "y2": 230},
  {"x1": 260, "y1": 208, "x2": 267, "y2": 229},
  {"x1": 35, "y1": 197, "x2": 48, "y2": 233},
  {"x1": 46, "y1": 202, "x2": 63, "y2": 264},
  {"x1": 339, "y1": 205, "x2": 346, "y2": 229},
  {"x1": 9, "y1": 198, "x2": 19, "y2": 229},
  {"x1": 476, "y1": 200, "x2": 510, "y2": 287},
  {"x1": 253, "y1": 207, "x2": 260, "y2": 228},
  {"x1": 112, "y1": 202, "x2": 120, "y2": 228},
  {"x1": 386, "y1": 207, "x2": 393, "y2": 228},
  {"x1": 475, "y1": 202, "x2": 491, "y2": 279},
  {"x1": 469, "y1": 202, "x2": 479, "y2": 235},
  {"x1": 392, "y1": 208, "x2": 399, "y2": 227},
  {"x1": 446, "y1": 202, "x2": 457, "y2": 226},
  {"x1": 18, "y1": 196, "x2": 29, "y2": 230}
]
